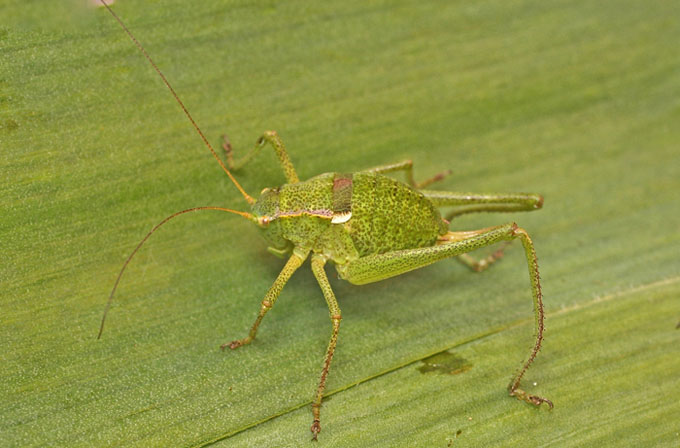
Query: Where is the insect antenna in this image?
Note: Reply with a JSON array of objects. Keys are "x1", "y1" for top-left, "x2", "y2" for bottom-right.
[
  {"x1": 99, "y1": 0, "x2": 255, "y2": 205},
  {"x1": 97, "y1": 206, "x2": 256, "y2": 339}
]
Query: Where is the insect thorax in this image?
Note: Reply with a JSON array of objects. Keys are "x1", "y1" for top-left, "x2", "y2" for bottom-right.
[
  {"x1": 347, "y1": 172, "x2": 448, "y2": 256},
  {"x1": 253, "y1": 172, "x2": 448, "y2": 263}
]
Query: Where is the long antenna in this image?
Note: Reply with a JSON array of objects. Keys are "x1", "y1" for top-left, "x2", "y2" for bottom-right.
[
  {"x1": 99, "y1": 0, "x2": 255, "y2": 205},
  {"x1": 97, "y1": 206, "x2": 256, "y2": 339}
]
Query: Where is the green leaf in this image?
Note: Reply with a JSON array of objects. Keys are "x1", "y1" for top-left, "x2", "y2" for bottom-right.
[{"x1": 2, "y1": 0, "x2": 679, "y2": 446}]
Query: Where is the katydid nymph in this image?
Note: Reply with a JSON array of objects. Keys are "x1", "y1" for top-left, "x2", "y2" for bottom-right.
[{"x1": 97, "y1": 0, "x2": 553, "y2": 440}]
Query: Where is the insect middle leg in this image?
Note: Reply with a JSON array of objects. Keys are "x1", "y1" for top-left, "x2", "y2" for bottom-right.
[
  {"x1": 309, "y1": 254, "x2": 342, "y2": 441},
  {"x1": 362, "y1": 159, "x2": 452, "y2": 189},
  {"x1": 222, "y1": 130, "x2": 300, "y2": 183},
  {"x1": 223, "y1": 249, "x2": 308, "y2": 350},
  {"x1": 456, "y1": 242, "x2": 511, "y2": 272},
  {"x1": 337, "y1": 223, "x2": 552, "y2": 408}
]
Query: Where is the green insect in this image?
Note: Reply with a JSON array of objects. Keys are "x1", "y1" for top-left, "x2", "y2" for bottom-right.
[{"x1": 97, "y1": 1, "x2": 552, "y2": 441}]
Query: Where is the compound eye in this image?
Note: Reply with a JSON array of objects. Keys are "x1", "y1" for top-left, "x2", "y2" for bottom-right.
[{"x1": 258, "y1": 216, "x2": 271, "y2": 226}]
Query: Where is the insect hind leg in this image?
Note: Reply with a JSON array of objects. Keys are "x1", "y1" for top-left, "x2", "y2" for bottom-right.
[
  {"x1": 337, "y1": 223, "x2": 552, "y2": 409},
  {"x1": 421, "y1": 190, "x2": 543, "y2": 219}
]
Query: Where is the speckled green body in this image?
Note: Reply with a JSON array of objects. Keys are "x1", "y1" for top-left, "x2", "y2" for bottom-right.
[{"x1": 253, "y1": 172, "x2": 449, "y2": 282}]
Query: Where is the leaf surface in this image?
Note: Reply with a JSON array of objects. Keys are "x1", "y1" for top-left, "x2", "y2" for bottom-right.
[{"x1": 2, "y1": 0, "x2": 678, "y2": 446}]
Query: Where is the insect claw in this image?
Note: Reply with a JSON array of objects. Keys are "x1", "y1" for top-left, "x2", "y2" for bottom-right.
[
  {"x1": 510, "y1": 387, "x2": 553, "y2": 410},
  {"x1": 231, "y1": 338, "x2": 250, "y2": 350},
  {"x1": 221, "y1": 340, "x2": 243, "y2": 350},
  {"x1": 530, "y1": 395, "x2": 554, "y2": 409},
  {"x1": 310, "y1": 419, "x2": 321, "y2": 441}
]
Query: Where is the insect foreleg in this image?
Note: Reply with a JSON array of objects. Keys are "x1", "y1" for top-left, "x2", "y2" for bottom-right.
[
  {"x1": 337, "y1": 222, "x2": 552, "y2": 409},
  {"x1": 222, "y1": 130, "x2": 300, "y2": 183},
  {"x1": 223, "y1": 249, "x2": 308, "y2": 350},
  {"x1": 421, "y1": 190, "x2": 543, "y2": 219},
  {"x1": 361, "y1": 159, "x2": 451, "y2": 189},
  {"x1": 309, "y1": 254, "x2": 342, "y2": 441}
]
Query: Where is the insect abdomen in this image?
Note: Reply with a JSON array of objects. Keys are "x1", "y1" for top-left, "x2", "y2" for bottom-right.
[{"x1": 348, "y1": 172, "x2": 447, "y2": 256}]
